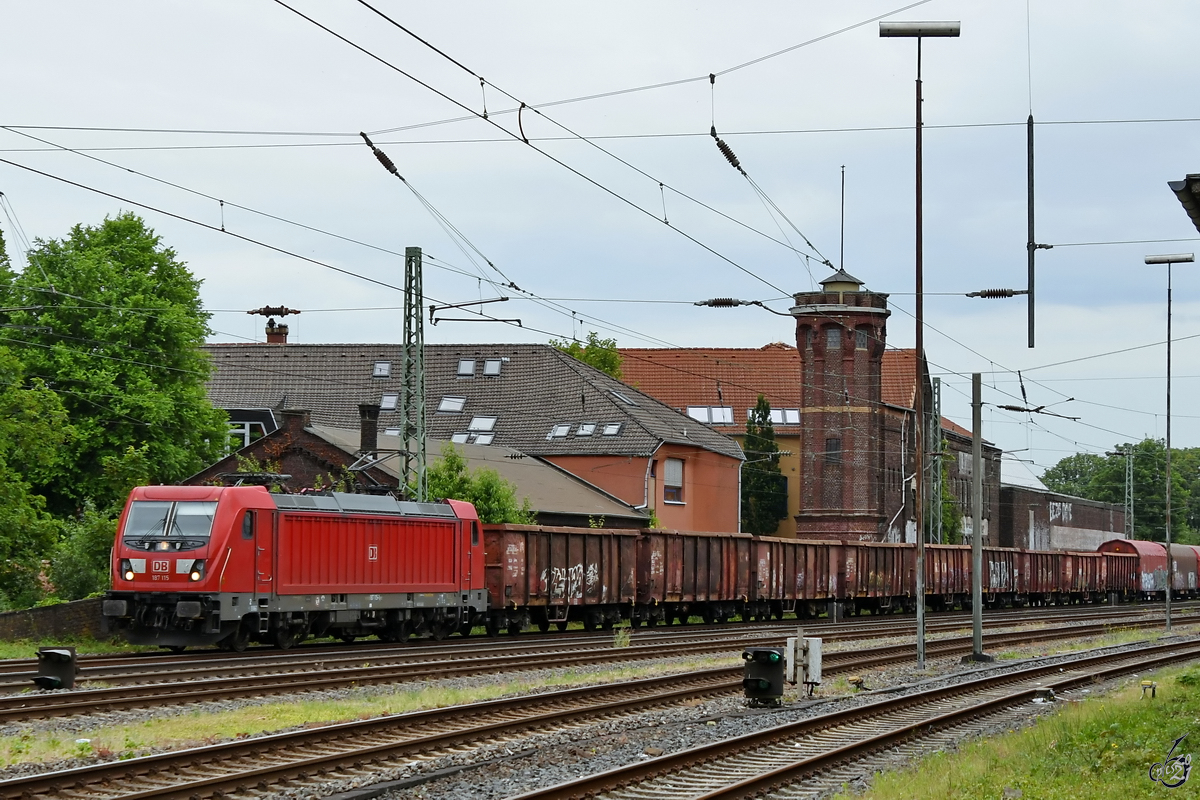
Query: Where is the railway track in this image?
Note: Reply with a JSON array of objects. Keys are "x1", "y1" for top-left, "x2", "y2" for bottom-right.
[
  {"x1": 0, "y1": 628, "x2": 1195, "y2": 799},
  {"x1": 0, "y1": 602, "x2": 1187, "y2": 691},
  {"x1": 513, "y1": 640, "x2": 1200, "y2": 799},
  {"x1": 0, "y1": 610, "x2": 1194, "y2": 723}
]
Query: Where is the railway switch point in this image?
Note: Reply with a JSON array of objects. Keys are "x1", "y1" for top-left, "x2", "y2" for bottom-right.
[{"x1": 33, "y1": 646, "x2": 77, "y2": 690}]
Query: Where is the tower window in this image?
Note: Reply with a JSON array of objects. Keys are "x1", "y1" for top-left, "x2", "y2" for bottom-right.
[
  {"x1": 856, "y1": 329, "x2": 868, "y2": 350},
  {"x1": 804, "y1": 329, "x2": 814, "y2": 349},
  {"x1": 826, "y1": 327, "x2": 841, "y2": 349},
  {"x1": 825, "y1": 437, "x2": 842, "y2": 464}
]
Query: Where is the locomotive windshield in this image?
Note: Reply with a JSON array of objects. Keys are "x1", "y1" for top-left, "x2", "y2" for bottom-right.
[{"x1": 122, "y1": 500, "x2": 219, "y2": 551}]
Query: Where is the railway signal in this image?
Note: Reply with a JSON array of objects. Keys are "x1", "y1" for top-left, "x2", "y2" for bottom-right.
[{"x1": 742, "y1": 647, "x2": 785, "y2": 707}]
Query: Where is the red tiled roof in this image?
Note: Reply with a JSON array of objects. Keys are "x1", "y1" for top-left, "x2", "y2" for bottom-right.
[{"x1": 619, "y1": 343, "x2": 968, "y2": 435}]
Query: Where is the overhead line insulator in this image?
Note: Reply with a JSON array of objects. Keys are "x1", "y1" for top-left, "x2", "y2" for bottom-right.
[{"x1": 714, "y1": 137, "x2": 746, "y2": 176}]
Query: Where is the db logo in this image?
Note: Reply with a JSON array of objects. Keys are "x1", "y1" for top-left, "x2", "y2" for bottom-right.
[
  {"x1": 368, "y1": 546, "x2": 379, "y2": 562},
  {"x1": 152, "y1": 560, "x2": 169, "y2": 573}
]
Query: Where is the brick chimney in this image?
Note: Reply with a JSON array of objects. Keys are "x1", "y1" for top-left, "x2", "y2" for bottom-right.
[
  {"x1": 280, "y1": 409, "x2": 311, "y2": 434},
  {"x1": 265, "y1": 317, "x2": 289, "y2": 344},
  {"x1": 358, "y1": 403, "x2": 380, "y2": 454}
]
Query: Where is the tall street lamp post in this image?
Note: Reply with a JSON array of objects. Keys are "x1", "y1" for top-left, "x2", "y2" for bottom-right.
[
  {"x1": 880, "y1": 20, "x2": 960, "y2": 671},
  {"x1": 1144, "y1": 252, "x2": 1193, "y2": 632}
]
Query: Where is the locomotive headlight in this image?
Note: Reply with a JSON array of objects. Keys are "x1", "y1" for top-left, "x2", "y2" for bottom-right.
[
  {"x1": 120, "y1": 559, "x2": 134, "y2": 582},
  {"x1": 189, "y1": 560, "x2": 205, "y2": 581}
]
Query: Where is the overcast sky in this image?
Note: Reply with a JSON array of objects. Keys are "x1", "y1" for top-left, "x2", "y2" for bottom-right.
[{"x1": 1, "y1": 1, "x2": 1198, "y2": 485}]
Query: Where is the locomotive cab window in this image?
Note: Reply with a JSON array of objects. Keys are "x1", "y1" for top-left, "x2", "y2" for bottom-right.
[
  {"x1": 122, "y1": 500, "x2": 218, "y2": 551},
  {"x1": 241, "y1": 510, "x2": 254, "y2": 540}
]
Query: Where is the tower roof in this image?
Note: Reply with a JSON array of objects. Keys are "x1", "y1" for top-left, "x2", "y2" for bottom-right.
[{"x1": 819, "y1": 268, "x2": 864, "y2": 291}]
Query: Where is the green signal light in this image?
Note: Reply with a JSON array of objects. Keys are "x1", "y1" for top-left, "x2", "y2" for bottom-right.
[{"x1": 767, "y1": 652, "x2": 781, "y2": 663}]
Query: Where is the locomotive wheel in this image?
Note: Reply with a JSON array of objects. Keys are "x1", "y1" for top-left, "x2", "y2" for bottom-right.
[
  {"x1": 431, "y1": 621, "x2": 453, "y2": 641},
  {"x1": 274, "y1": 628, "x2": 300, "y2": 650},
  {"x1": 226, "y1": 624, "x2": 251, "y2": 652},
  {"x1": 396, "y1": 620, "x2": 413, "y2": 643}
]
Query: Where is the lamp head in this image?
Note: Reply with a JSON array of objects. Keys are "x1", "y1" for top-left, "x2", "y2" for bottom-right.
[
  {"x1": 1145, "y1": 253, "x2": 1195, "y2": 265},
  {"x1": 879, "y1": 21, "x2": 961, "y2": 37}
]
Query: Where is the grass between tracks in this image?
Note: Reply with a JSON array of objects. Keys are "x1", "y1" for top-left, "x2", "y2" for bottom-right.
[
  {"x1": 0, "y1": 654, "x2": 732, "y2": 768},
  {"x1": 835, "y1": 662, "x2": 1200, "y2": 800}
]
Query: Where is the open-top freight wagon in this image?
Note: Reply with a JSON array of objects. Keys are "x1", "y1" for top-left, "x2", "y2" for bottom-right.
[{"x1": 102, "y1": 485, "x2": 1184, "y2": 650}]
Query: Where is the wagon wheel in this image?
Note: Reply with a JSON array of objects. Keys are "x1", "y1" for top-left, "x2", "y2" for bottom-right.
[
  {"x1": 644, "y1": 616, "x2": 657, "y2": 629},
  {"x1": 582, "y1": 615, "x2": 597, "y2": 633},
  {"x1": 338, "y1": 633, "x2": 357, "y2": 644},
  {"x1": 507, "y1": 621, "x2": 523, "y2": 636},
  {"x1": 161, "y1": 645, "x2": 187, "y2": 654},
  {"x1": 485, "y1": 617, "x2": 501, "y2": 638},
  {"x1": 601, "y1": 618, "x2": 615, "y2": 631},
  {"x1": 536, "y1": 617, "x2": 551, "y2": 633},
  {"x1": 555, "y1": 620, "x2": 569, "y2": 632},
  {"x1": 396, "y1": 619, "x2": 413, "y2": 643}
]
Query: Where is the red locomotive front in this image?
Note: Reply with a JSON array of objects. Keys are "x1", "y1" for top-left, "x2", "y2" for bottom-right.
[{"x1": 103, "y1": 486, "x2": 485, "y2": 650}]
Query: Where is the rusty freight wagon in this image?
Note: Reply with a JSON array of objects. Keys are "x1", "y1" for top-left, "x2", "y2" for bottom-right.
[
  {"x1": 839, "y1": 542, "x2": 914, "y2": 615},
  {"x1": 637, "y1": 529, "x2": 753, "y2": 625},
  {"x1": 483, "y1": 524, "x2": 638, "y2": 633},
  {"x1": 748, "y1": 537, "x2": 841, "y2": 620}
]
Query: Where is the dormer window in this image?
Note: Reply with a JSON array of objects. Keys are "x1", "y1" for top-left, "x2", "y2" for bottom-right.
[{"x1": 373, "y1": 361, "x2": 391, "y2": 378}]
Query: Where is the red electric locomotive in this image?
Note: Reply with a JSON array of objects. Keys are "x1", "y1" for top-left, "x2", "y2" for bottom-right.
[{"x1": 102, "y1": 485, "x2": 485, "y2": 651}]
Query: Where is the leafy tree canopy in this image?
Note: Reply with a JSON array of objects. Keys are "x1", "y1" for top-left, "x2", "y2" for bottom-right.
[
  {"x1": 0, "y1": 213, "x2": 230, "y2": 514},
  {"x1": 1041, "y1": 439, "x2": 1195, "y2": 543},
  {"x1": 426, "y1": 444, "x2": 535, "y2": 524},
  {"x1": 550, "y1": 331, "x2": 623, "y2": 379},
  {"x1": 741, "y1": 395, "x2": 788, "y2": 535}
]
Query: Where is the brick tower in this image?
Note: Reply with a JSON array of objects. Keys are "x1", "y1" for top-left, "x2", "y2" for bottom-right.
[{"x1": 792, "y1": 269, "x2": 890, "y2": 540}]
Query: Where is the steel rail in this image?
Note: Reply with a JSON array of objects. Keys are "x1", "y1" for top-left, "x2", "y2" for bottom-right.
[{"x1": 513, "y1": 642, "x2": 1200, "y2": 800}]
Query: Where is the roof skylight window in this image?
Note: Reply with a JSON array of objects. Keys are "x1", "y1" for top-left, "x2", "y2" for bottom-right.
[
  {"x1": 601, "y1": 423, "x2": 623, "y2": 436},
  {"x1": 483, "y1": 359, "x2": 503, "y2": 376},
  {"x1": 438, "y1": 396, "x2": 467, "y2": 413},
  {"x1": 610, "y1": 390, "x2": 638, "y2": 406},
  {"x1": 548, "y1": 423, "x2": 572, "y2": 439},
  {"x1": 373, "y1": 361, "x2": 391, "y2": 378},
  {"x1": 451, "y1": 432, "x2": 470, "y2": 444},
  {"x1": 457, "y1": 359, "x2": 476, "y2": 376},
  {"x1": 687, "y1": 406, "x2": 733, "y2": 425},
  {"x1": 380, "y1": 393, "x2": 398, "y2": 411},
  {"x1": 468, "y1": 415, "x2": 497, "y2": 432},
  {"x1": 576, "y1": 423, "x2": 596, "y2": 437},
  {"x1": 473, "y1": 433, "x2": 495, "y2": 446},
  {"x1": 383, "y1": 427, "x2": 402, "y2": 437}
]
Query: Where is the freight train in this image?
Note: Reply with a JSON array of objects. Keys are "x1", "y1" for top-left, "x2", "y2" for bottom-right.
[{"x1": 102, "y1": 485, "x2": 1200, "y2": 651}]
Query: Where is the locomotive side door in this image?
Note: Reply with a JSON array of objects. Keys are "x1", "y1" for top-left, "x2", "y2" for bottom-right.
[{"x1": 254, "y1": 511, "x2": 274, "y2": 597}]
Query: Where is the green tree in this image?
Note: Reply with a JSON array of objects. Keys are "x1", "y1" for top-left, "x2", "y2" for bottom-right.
[
  {"x1": 1042, "y1": 439, "x2": 1193, "y2": 543},
  {"x1": 48, "y1": 501, "x2": 116, "y2": 601},
  {"x1": 740, "y1": 395, "x2": 788, "y2": 535},
  {"x1": 425, "y1": 444, "x2": 535, "y2": 524},
  {"x1": 550, "y1": 331, "x2": 623, "y2": 379},
  {"x1": 1040, "y1": 452, "x2": 1105, "y2": 498},
  {"x1": 936, "y1": 458, "x2": 963, "y2": 545},
  {"x1": 0, "y1": 213, "x2": 231, "y2": 514}
]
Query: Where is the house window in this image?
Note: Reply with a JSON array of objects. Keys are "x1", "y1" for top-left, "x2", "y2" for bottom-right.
[
  {"x1": 548, "y1": 423, "x2": 572, "y2": 439},
  {"x1": 687, "y1": 406, "x2": 734, "y2": 425},
  {"x1": 663, "y1": 458, "x2": 684, "y2": 503},
  {"x1": 468, "y1": 415, "x2": 497, "y2": 432},
  {"x1": 457, "y1": 359, "x2": 476, "y2": 377},
  {"x1": 856, "y1": 329, "x2": 868, "y2": 350},
  {"x1": 380, "y1": 393, "x2": 398, "y2": 411},
  {"x1": 601, "y1": 423, "x2": 623, "y2": 436},
  {"x1": 826, "y1": 327, "x2": 841, "y2": 349},
  {"x1": 373, "y1": 361, "x2": 391, "y2": 378},
  {"x1": 483, "y1": 358, "x2": 503, "y2": 376},
  {"x1": 825, "y1": 437, "x2": 842, "y2": 464},
  {"x1": 438, "y1": 396, "x2": 467, "y2": 413},
  {"x1": 576, "y1": 423, "x2": 596, "y2": 437}
]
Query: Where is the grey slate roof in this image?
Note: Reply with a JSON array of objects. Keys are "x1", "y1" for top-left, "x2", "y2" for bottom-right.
[
  {"x1": 310, "y1": 427, "x2": 647, "y2": 521},
  {"x1": 202, "y1": 342, "x2": 743, "y2": 461}
]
